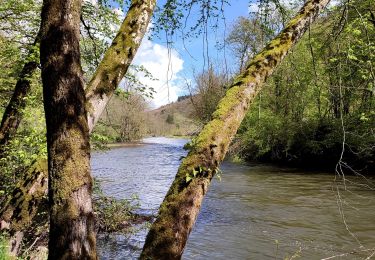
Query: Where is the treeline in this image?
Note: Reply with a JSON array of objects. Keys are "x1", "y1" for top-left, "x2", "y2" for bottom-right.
[
  {"x1": 236, "y1": 0, "x2": 374, "y2": 171},
  {"x1": 187, "y1": 0, "x2": 374, "y2": 172}
]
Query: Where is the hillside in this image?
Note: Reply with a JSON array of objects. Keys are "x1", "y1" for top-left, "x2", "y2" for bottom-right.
[{"x1": 146, "y1": 96, "x2": 201, "y2": 137}]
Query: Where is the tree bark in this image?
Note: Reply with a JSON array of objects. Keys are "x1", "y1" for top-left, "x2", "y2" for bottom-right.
[
  {"x1": 85, "y1": 0, "x2": 156, "y2": 132},
  {"x1": 0, "y1": 0, "x2": 156, "y2": 256},
  {"x1": 0, "y1": 159, "x2": 48, "y2": 255},
  {"x1": 0, "y1": 32, "x2": 40, "y2": 152},
  {"x1": 40, "y1": 0, "x2": 96, "y2": 258},
  {"x1": 140, "y1": 0, "x2": 331, "y2": 258}
]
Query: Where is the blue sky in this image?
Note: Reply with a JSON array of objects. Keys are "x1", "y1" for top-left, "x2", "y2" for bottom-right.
[
  {"x1": 155, "y1": 0, "x2": 251, "y2": 73},
  {"x1": 129, "y1": 0, "x2": 253, "y2": 107}
]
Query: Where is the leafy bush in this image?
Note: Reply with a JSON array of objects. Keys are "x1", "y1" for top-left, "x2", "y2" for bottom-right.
[{"x1": 93, "y1": 180, "x2": 143, "y2": 233}]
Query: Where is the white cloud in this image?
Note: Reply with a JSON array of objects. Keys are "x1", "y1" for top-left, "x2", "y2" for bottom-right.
[
  {"x1": 248, "y1": 0, "x2": 301, "y2": 14},
  {"x1": 83, "y1": 4, "x2": 185, "y2": 108},
  {"x1": 328, "y1": 0, "x2": 340, "y2": 8},
  {"x1": 84, "y1": 0, "x2": 98, "y2": 6},
  {"x1": 248, "y1": 2, "x2": 259, "y2": 13},
  {"x1": 82, "y1": 1, "x2": 185, "y2": 108},
  {"x1": 132, "y1": 38, "x2": 184, "y2": 108},
  {"x1": 112, "y1": 7, "x2": 124, "y2": 17}
]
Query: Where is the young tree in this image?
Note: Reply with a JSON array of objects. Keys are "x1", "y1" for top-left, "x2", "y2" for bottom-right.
[
  {"x1": 189, "y1": 67, "x2": 228, "y2": 123},
  {"x1": 98, "y1": 91, "x2": 148, "y2": 142},
  {"x1": 226, "y1": 17, "x2": 264, "y2": 71},
  {"x1": 0, "y1": 33, "x2": 40, "y2": 151},
  {"x1": 0, "y1": 0, "x2": 42, "y2": 151},
  {"x1": 140, "y1": 0, "x2": 331, "y2": 258}
]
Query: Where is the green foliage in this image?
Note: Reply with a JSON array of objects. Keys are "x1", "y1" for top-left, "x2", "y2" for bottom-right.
[
  {"x1": 93, "y1": 180, "x2": 140, "y2": 233},
  {"x1": 80, "y1": 1, "x2": 122, "y2": 77},
  {"x1": 0, "y1": 234, "x2": 10, "y2": 260},
  {"x1": 0, "y1": 59, "x2": 46, "y2": 195},
  {"x1": 226, "y1": 17, "x2": 265, "y2": 70},
  {"x1": 234, "y1": 0, "x2": 375, "y2": 171},
  {"x1": 0, "y1": 37, "x2": 22, "y2": 109},
  {"x1": 80, "y1": 2, "x2": 158, "y2": 98},
  {"x1": 185, "y1": 166, "x2": 221, "y2": 183},
  {"x1": 185, "y1": 166, "x2": 201, "y2": 183},
  {"x1": 0, "y1": 0, "x2": 41, "y2": 50},
  {"x1": 0, "y1": 0, "x2": 157, "y2": 188},
  {"x1": 0, "y1": 122, "x2": 47, "y2": 195},
  {"x1": 124, "y1": 65, "x2": 157, "y2": 99},
  {"x1": 90, "y1": 132, "x2": 114, "y2": 150}
]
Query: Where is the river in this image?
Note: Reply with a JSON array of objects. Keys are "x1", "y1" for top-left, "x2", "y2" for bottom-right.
[{"x1": 92, "y1": 137, "x2": 375, "y2": 259}]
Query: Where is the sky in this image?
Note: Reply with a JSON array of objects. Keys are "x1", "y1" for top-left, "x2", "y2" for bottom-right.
[{"x1": 130, "y1": 0, "x2": 251, "y2": 108}]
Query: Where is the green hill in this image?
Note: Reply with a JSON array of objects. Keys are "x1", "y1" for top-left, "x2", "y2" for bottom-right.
[{"x1": 146, "y1": 97, "x2": 201, "y2": 137}]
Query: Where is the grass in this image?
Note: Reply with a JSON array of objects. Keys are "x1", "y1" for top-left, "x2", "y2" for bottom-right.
[{"x1": 0, "y1": 235, "x2": 11, "y2": 260}]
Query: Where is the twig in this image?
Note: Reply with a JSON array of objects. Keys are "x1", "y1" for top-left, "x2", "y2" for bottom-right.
[{"x1": 23, "y1": 236, "x2": 40, "y2": 256}]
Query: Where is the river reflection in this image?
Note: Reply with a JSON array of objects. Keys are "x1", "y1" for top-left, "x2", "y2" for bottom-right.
[{"x1": 92, "y1": 137, "x2": 375, "y2": 259}]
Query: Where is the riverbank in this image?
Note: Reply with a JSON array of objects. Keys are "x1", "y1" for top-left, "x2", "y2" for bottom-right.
[
  {"x1": 104, "y1": 136, "x2": 374, "y2": 175},
  {"x1": 106, "y1": 142, "x2": 145, "y2": 148},
  {"x1": 104, "y1": 135, "x2": 191, "y2": 149}
]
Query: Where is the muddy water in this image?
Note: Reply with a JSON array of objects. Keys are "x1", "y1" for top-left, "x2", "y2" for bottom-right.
[{"x1": 92, "y1": 137, "x2": 375, "y2": 259}]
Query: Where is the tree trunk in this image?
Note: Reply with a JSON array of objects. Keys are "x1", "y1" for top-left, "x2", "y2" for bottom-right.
[
  {"x1": 0, "y1": 159, "x2": 48, "y2": 255},
  {"x1": 140, "y1": 0, "x2": 331, "y2": 258},
  {"x1": 40, "y1": 0, "x2": 96, "y2": 258},
  {"x1": 0, "y1": 32, "x2": 40, "y2": 152},
  {"x1": 0, "y1": 0, "x2": 156, "y2": 255},
  {"x1": 85, "y1": 0, "x2": 156, "y2": 132}
]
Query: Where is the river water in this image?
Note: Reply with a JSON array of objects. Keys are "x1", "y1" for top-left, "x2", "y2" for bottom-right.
[{"x1": 92, "y1": 137, "x2": 375, "y2": 259}]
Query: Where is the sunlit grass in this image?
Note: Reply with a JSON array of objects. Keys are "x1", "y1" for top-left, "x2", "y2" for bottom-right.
[{"x1": 0, "y1": 235, "x2": 11, "y2": 260}]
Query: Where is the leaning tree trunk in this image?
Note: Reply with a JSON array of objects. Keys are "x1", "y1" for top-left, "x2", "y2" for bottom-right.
[
  {"x1": 0, "y1": 32, "x2": 41, "y2": 152},
  {"x1": 40, "y1": 0, "x2": 97, "y2": 258},
  {"x1": 0, "y1": 0, "x2": 156, "y2": 256},
  {"x1": 140, "y1": 0, "x2": 331, "y2": 258},
  {"x1": 85, "y1": 0, "x2": 156, "y2": 132}
]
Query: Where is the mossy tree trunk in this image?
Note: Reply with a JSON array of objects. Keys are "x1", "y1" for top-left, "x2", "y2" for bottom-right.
[
  {"x1": 0, "y1": 32, "x2": 40, "y2": 153},
  {"x1": 40, "y1": 0, "x2": 96, "y2": 258},
  {"x1": 140, "y1": 0, "x2": 331, "y2": 258},
  {"x1": 0, "y1": 159, "x2": 48, "y2": 255},
  {"x1": 85, "y1": 0, "x2": 156, "y2": 132},
  {"x1": 0, "y1": 0, "x2": 156, "y2": 256}
]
